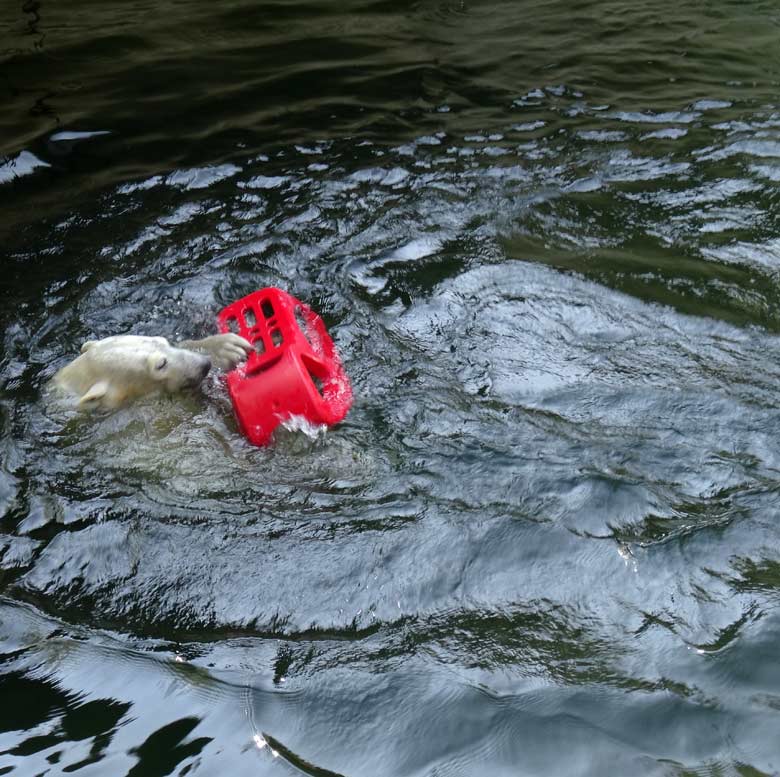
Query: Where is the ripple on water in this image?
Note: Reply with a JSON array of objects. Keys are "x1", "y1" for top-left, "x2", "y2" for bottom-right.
[{"x1": 0, "y1": 150, "x2": 50, "y2": 184}]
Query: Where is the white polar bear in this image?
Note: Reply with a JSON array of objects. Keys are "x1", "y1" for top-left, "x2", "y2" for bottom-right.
[{"x1": 53, "y1": 333, "x2": 252, "y2": 410}]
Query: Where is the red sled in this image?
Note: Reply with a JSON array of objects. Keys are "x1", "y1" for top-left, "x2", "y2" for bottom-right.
[{"x1": 216, "y1": 288, "x2": 352, "y2": 446}]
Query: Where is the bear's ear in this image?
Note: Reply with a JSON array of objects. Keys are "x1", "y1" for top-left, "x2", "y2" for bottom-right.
[
  {"x1": 78, "y1": 381, "x2": 109, "y2": 406},
  {"x1": 147, "y1": 351, "x2": 169, "y2": 378},
  {"x1": 80, "y1": 340, "x2": 98, "y2": 353}
]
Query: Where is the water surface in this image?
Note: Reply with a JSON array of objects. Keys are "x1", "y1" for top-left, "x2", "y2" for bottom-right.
[{"x1": 3, "y1": 1, "x2": 780, "y2": 775}]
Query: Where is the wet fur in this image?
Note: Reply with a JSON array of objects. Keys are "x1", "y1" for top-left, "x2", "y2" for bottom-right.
[{"x1": 53, "y1": 333, "x2": 252, "y2": 410}]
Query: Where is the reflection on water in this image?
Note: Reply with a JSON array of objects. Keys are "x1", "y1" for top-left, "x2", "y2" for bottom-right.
[{"x1": 4, "y1": 0, "x2": 780, "y2": 774}]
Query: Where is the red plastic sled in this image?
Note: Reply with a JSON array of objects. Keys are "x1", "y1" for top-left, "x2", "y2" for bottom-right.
[{"x1": 217, "y1": 288, "x2": 352, "y2": 446}]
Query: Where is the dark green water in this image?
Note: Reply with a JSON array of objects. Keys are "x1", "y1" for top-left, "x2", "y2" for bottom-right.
[{"x1": 3, "y1": 1, "x2": 780, "y2": 774}]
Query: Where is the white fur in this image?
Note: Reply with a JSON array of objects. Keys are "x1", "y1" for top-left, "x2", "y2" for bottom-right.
[{"x1": 53, "y1": 333, "x2": 252, "y2": 410}]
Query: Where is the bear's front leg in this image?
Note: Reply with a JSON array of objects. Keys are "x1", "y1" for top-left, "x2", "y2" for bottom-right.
[{"x1": 178, "y1": 334, "x2": 253, "y2": 371}]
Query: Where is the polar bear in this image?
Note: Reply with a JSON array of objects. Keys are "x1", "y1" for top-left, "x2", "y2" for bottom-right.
[{"x1": 53, "y1": 333, "x2": 253, "y2": 410}]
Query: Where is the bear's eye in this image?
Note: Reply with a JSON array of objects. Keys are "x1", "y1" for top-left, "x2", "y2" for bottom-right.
[{"x1": 155, "y1": 357, "x2": 168, "y2": 371}]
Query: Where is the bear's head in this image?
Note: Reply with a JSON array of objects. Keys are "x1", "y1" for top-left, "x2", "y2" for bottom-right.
[
  {"x1": 145, "y1": 339, "x2": 212, "y2": 392},
  {"x1": 54, "y1": 335, "x2": 216, "y2": 409}
]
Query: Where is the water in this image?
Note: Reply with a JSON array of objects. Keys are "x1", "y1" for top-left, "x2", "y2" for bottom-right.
[{"x1": 3, "y1": 1, "x2": 780, "y2": 774}]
